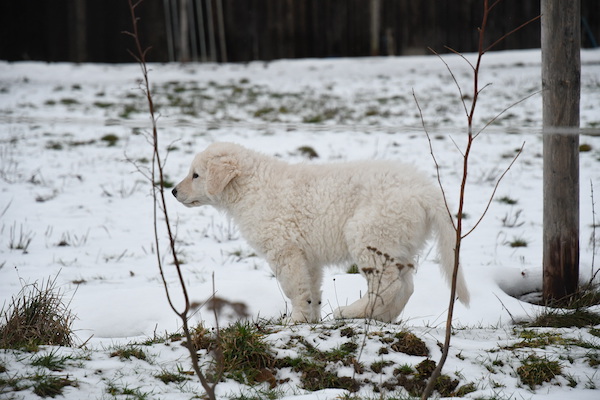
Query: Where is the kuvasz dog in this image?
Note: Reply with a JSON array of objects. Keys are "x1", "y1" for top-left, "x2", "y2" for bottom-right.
[{"x1": 172, "y1": 142, "x2": 470, "y2": 323}]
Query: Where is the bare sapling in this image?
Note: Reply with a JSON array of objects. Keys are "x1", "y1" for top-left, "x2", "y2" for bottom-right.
[
  {"x1": 579, "y1": 180, "x2": 599, "y2": 300},
  {"x1": 588, "y1": 181, "x2": 598, "y2": 285},
  {"x1": 415, "y1": 1, "x2": 540, "y2": 398},
  {"x1": 124, "y1": 1, "x2": 222, "y2": 399}
]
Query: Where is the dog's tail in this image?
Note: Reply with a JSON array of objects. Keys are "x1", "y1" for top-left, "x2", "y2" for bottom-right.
[{"x1": 430, "y1": 200, "x2": 470, "y2": 307}]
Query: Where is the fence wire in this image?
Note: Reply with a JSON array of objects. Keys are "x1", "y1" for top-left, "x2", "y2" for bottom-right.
[{"x1": 1, "y1": 114, "x2": 598, "y2": 137}]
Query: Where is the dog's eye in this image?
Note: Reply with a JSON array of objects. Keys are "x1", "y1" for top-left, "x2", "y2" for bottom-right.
[{"x1": 192, "y1": 173, "x2": 199, "y2": 179}]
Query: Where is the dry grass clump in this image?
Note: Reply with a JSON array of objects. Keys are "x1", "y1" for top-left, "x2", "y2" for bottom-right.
[
  {"x1": 0, "y1": 276, "x2": 76, "y2": 350},
  {"x1": 391, "y1": 331, "x2": 430, "y2": 356}
]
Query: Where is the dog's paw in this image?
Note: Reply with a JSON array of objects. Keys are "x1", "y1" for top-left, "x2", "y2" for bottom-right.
[{"x1": 279, "y1": 310, "x2": 314, "y2": 325}]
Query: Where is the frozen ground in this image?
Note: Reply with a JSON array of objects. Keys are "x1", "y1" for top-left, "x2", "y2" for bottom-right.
[{"x1": 1, "y1": 49, "x2": 600, "y2": 399}]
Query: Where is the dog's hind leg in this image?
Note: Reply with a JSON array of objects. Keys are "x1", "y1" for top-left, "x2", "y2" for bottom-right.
[
  {"x1": 334, "y1": 240, "x2": 415, "y2": 322},
  {"x1": 386, "y1": 265, "x2": 414, "y2": 319},
  {"x1": 334, "y1": 262, "x2": 410, "y2": 322}
]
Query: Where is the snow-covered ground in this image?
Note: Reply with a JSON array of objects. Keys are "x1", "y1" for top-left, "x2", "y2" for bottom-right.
[{"x1": 1, "y1": 49, "x2": 599, "y2": 399}]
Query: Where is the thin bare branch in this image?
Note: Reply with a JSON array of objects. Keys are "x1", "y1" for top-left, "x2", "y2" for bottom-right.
[
  {"x1": 126, "y1": 49, "x2": 142, "y2": 64},
  {"x1": 462, "y1": 142, "x2": 525, "y2": 238},
  {"x1": 488, "y1": 0, "x2": 503, "y2": 13},
  {"x1": 484, "y1": 15, "x2": 541, "y2": 54},
  {"x1": 449, "y1": 135, "x2": 465, "y2": 158},
  {"x1": 412, "y1": 90, "x2": 456, "y2": 230},
  {"x1": 444, "y1": 46, "x2": 475, "y2": 71},
  {"x1": 474, "y1": 90, "x2": 542, "y2": 139},
  {"x1": 429, "y1": 47, "x2": 470, "y2": 119},
  {"x1": 477, "y1": 82, "x2": 493, "y2": 98}
]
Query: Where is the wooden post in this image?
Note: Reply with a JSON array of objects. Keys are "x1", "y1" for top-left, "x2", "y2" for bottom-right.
[{"x1": 541, "y1": 0, "x2": 580, "y2": 303}]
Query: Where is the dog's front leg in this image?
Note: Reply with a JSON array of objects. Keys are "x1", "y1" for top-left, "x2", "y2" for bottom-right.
[
  {"x1": 309, "y1": 289, "x2": 322, "y2": 322},
  {"x1": 268, "y1": 249, "x2": 314, "y2": 323},
  {"x1": 278, "y1": 266, "x2": 313, "y2": 323}
]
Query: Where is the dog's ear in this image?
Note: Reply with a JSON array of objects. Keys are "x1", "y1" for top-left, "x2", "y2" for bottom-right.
[{"x1": 206, "y1": 155, "x2": 239, "y2": 195}]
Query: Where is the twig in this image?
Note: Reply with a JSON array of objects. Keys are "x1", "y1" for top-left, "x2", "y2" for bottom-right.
[
  {"x1": 462, "y1": 142, "x2": 525, "y2": 238},
  {"x1": 493, "y1": 293, "x2": 516, "y2": 324},
  {"x1": 448, "y1": 135, "x2": 465, "y2": 158},
  {"x1": 484, "y1": 15, "x2": 541, "y2": 54},
  {"x1": 444, "y1": 46, "x2": 475, "y2": 71},
  {"x1": 475, "y1": 90, "x2": 542, "y2": 139},
  {"x1": 1, "y1": 199, "x2": 12, "y2": 219},
  {"x1": 428, "y1": 47, "x2": 469, "y2": 119},
  {"x1": 412, "y1": 90, "x2": 455, "y2": 229}
]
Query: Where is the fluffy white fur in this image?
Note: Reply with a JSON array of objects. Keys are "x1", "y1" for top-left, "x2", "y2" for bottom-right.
[{"x1": 172, "y1": 142, "x2": 470, "y2": 323}]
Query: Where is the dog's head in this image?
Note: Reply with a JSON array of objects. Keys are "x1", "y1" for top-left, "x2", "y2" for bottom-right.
[{"x1": 172, "y1": 142, "x2": 240, "y2": 207}]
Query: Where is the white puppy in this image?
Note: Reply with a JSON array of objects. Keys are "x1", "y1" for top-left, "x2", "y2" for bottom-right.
[{"x1": 172, "y1": 142, "x2": 469, "y2": 323}]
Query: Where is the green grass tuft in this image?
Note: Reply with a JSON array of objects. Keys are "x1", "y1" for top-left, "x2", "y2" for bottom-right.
[
  {"x1": 346, "y1": 264, "x2": 360, "y2": 274},
  {"x1": 154, "y1": 368, "x2": 190, "y2": 384},
  {"x1": 105, "y1": 382, "x2": 151, "y2": 399},
  {"x1": 207, "y1": 321, "x2": 278, "y2": 385},
  {"x1": 455, "y1": 382, "x2": 477, "y2": 396},
  {"x1": 517, "y1": 355, "x2": 562, "y2": 389},
  {"x1": 389, "y1": 359, "x2": 459, "y2": 397},
  {"x1": 528, "y1": 309, "x2": 600, "y2": 328},
  {"x1": 32, "y1": 372, "x2": 78, "y2": 398},
  {"x1": 109, "y1": 344, "x2": 149, "y2": 361},
  {"x1": 60, "y1": 98, "x2": 79, "y2": 106},
  {"x1": 100, "y1": 133, "x2": 119, "y2": 146},
  {"x1": 509, "y1": 237, "x2": 528, "y2": 248},
  {"x1": 31, "y1": 350, "x2": 72, "y2": 371},
  {"x1": 296, "y1": 146, "x2": 319, "y2": 159},
  {"x1": 283, "y1": 356, "x2": 361, "y2": 392},
  {"x1": 497, "y1": 196, "x2": 518, "y2": 205},
  {"x1": 370, "y1": 360, "x2": 394, "y2": 373}
]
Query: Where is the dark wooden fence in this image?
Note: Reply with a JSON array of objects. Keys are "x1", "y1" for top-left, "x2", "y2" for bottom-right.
[{"x1": 1, "y1": 0, "x2": 598, "y2": 63}]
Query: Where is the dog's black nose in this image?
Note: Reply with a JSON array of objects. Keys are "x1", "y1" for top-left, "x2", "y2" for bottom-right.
[{"x1": 171, "y1": 188, "x2": 178, "y2": 197}]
